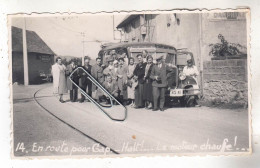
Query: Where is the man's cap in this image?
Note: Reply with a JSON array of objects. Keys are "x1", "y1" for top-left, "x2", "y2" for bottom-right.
[
  {"x1": 155, "y1": 55, "x2": 163, "y2": 60},
  {"x1": 187, "y1": 59, "x2": 192, "y2": 63},
  {"x1": 118, "y1": 57, "x2": 125, "y2": 62},
  {"x1": 96, "y1": 57, "x2": 102, "y2": 61},
  {"x1": 84, "y1": 56, "x2": 91, "y2": 60}
]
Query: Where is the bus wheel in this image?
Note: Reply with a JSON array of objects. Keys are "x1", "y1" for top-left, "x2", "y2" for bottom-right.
[
  {"x1": 179, "y1": 97, "x2": 186, "y2": 107},
  {"x1": 186, "y1": 96, "x2": 196, "y2": 107}
]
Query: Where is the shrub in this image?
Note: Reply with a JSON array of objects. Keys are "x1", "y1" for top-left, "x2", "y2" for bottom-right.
[{"x1": 209, "y1": 34, "x2": 247, "y2": 58}]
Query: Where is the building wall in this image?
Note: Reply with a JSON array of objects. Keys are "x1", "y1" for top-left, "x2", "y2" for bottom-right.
[
  {"x1": 154, "y1": 14, "x2": 201, "y2": 68},
  {"x1": 152, "y1": 14, "x2": 203, "y2": 87},
  {"x1": 203, "y1": 59, "x2": 248, "y2": 106},
  {"x1": 12, "y1": 52, "x2": 54, "y2": 84},
  {"x1": 122, "y1": 16, "x2": 141, "y2": 42},
  {"x1": 200, "y1": 12, "x2": 247, "y2": 62},
  {"x1": 28, "y1": 53, "x2": 54, "y2": 84},
  {"x1": 143, "y1": 14, "x2": 157, "y2": 42},
  {"x1": 121, "y1": 15, "x2": 158, "y2": 43},
  {"x1": 200, "y1": 12, "x2": 248, "y2": 106},
  {"x1": 12, "y1": 52, "x2": 24, "y2": 84}
]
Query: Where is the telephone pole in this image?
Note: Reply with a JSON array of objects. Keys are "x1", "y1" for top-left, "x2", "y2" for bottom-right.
[
  {"x1": 81, "y1": 32, "x2": 85, "y2": 65},
  {"x1": 22, "y1": 17, "x2": 29, "y2": 85}
]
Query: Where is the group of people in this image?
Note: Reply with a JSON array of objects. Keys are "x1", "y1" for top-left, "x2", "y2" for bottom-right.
[{"x1": 51, "y1": 50, "x2": 199, "y2": 111}]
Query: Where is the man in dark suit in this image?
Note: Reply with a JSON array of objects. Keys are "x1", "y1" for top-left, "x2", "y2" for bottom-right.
[
  {"x1": 66, "y1": 61, "x2": 79, "y2": 102},
  {"x1": 133, "y1": 54, "x2": 146, "y2": 108},
  {"x1": 79, "y1": 56, "x2": 92, "y2": 103},
  {"x1": 150, "y1": 55, "x2": 168, "y2": 111}
]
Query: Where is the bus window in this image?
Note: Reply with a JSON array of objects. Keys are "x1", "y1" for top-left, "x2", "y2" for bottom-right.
[
  {"x1": 177, "y1": 53, "x2": 188, "y2": 66},
  {"x1": 130, "y1": 52, "x2": 156, "y2": 63},
  {"x1": 165, "y1": 53, "x2": 176, "y2": 65}
]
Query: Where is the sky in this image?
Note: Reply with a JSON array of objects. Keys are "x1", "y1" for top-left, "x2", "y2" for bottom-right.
[{"x1": 11, "y1": 14, "x2": 126, "y2": 59}]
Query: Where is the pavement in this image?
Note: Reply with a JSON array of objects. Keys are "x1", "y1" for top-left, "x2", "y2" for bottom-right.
[
  {"x1": 12, "y1": 83, "x2": 250, "y2": 156},
  {"x1": 12, "y1": 84, "x2": 109, "y2": 156}
]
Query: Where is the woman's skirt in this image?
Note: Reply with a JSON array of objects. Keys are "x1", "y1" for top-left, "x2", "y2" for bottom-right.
[
  {"x1": 126, "y1": 78, "x2": 135, "y2": 99},
  {"x1": 143, "y1": 81, "x2": 153, "y2": 102},
  {"x1": 127, "y1": 85, "x2": 135, "y2": 99},
  {"x1": 134, "y1": 83, "x2": 144, "y2": 107},
  {"x1": 58, "y1": 74, "x2": 67, "y2": 94}
]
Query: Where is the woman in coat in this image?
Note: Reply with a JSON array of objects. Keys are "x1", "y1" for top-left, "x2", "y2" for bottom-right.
[
  {"x1": 127, "y1": 57, "x2": 136, "y2": 106},
  {"x1": 51, "y1": 57, "x2": 67, "y2": 103},
  {"x1": 143, "y1": 55, "x2": 154, "y2": 109}
]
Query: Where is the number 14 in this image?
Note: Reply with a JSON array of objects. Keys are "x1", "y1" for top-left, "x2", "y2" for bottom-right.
[{"x1": 15, "y1": 142, "x2": 26, "y2": 152}]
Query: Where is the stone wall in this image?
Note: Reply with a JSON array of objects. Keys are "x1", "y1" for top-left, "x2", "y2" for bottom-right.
[{"x1": 203, "y1": 59, "x2": 248, "y2": 106}]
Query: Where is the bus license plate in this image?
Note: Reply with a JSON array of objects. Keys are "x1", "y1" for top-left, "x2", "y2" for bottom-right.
[{"x1": 170, "y1": 89, "x2": 183, "y2": 97}]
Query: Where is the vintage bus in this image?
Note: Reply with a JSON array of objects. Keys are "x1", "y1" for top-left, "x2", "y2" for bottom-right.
[{"x1": 98, "y1": 42, "x2": 200, "y2": 107}]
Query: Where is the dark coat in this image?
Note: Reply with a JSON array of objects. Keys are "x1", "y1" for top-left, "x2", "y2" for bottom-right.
[
  {"x1": 150, "y1": 63, "x2": 168, "y2": 88},
  {"x1": 66, "y1": 64, "x2": 79, "y2": 90},
  {"x1": 133, "y1": 62, "x2": 146, "y2": 84},
  {"x1": 79, "y1": 64, "x2": 92, "y2": 88},
  {"x1": 143, "y1": 63, "x2": 154, "y2": 101}
]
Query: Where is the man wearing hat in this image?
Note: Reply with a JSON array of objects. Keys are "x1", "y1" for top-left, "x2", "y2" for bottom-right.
[
  {"x1": 91, "y1": 57, "x2": 105, "y2": 100},
  {"x1": 103, "y1": 57, "x2": 115, "y2": 79},
  {"x1": 103, "y1": 50, "x2": 116, "y2": 67},
  {"x1": 117, "y1": 57, "x2": 128, "y2": 105},
  {"x1": 133, "y1": 54, "x2": 146, "y2": 108},
  {"x1": 79, "y1": 56, "x2": 92, "y2": 103},
  {"x1": 150, "y1": 55, "x2": 168, "y2": 111},
  {"x1": 182, "y1": 58, "x2": 200, "y2": 107},
  {"x1": 183, "y1": 58, "x2": 199, "y2": 80},
  {"x1": 66, "y1": 60, "x2": 79, "y2": 102}
]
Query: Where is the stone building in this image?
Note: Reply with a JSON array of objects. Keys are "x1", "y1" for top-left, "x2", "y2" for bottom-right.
[
  {"x1": 12, "y1": 26, "x2": 55, "y2": 84},
  {"x1": 117, "y1": 12, "x2": 248, "y2": 106}
]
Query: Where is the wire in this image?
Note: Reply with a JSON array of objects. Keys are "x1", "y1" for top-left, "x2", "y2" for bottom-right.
[{"x1": 47, "y1": 18, "x2": 84, "y2": 35}]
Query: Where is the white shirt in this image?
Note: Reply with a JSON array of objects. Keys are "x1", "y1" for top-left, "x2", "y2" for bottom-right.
[
  {"x1": 114, "y1": 67, "x2": 118, "y2": 73},
  {"x1": 124, "y1": 57, "x2": 128, "y2": 66},
  {"x1": 183, "y1": 65, "x2": 199, "y2": 77}
]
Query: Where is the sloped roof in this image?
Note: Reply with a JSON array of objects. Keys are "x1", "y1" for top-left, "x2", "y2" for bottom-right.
[
  {"x1": 12, "y1": 26, "x2": 55, "y2": 55},
  {"x1": 116, "y1": 15, "x2": 140, "y2": 28}
]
